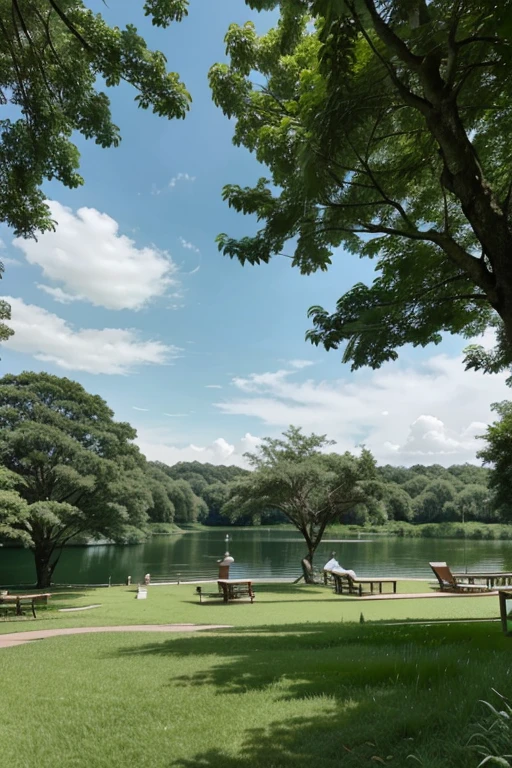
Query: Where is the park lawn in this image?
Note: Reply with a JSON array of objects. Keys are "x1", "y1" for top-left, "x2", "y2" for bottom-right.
[
  {"x1": 0, "y1": 580, "x2": 501, "y2": 633},
  {"x1": 0, "y1": 621, "x2": 511, "y2": 768}
]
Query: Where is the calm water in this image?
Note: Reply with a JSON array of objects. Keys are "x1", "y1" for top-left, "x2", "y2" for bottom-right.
[{"x1": 1, "y1": 529, "x2": 512, "y2": 585}]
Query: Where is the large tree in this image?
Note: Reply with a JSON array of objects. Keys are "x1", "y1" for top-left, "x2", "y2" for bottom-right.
[
  {"x1": 0, "y1": 0, "x2": 190, "y2": 239},
  {"x1": 0, "y1": 465, "x2": 30, "y2": 544},
  {"x1": 479, "y1": 401, "x2": 512, "y2": 521},
  {"x1": 0, "y1": 371, "x2": 154, "y2": 586},
  {"x1": 210, "y1": 1, "x2": 512, "y2": 374},
  {"x1": 222, "y1": 426, "x2": 376, "y2": 582}
]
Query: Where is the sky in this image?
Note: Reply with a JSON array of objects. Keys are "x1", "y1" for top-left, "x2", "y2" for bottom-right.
[{"x1": 0, "y1": 1, "x2": 509, "y2": 469}]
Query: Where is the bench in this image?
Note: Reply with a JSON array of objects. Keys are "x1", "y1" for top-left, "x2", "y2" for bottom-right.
[
  {"x1": 332, "y1": 573, "x2": 397, "y2": 597},
  {"x1": 453, "y1": 572, "x2": 512, "y2": 589},
  {"x1": 0, "y1": 593, "x2": 51, "y2": 619}
]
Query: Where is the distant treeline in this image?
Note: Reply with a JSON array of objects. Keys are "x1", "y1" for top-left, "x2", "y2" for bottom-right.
[
  {"x1": 150, "y1": 460, "x2": 498, "y2": 528},
  {"x1": 151, "y1": 461, "x2": 283, "y2": 526}
]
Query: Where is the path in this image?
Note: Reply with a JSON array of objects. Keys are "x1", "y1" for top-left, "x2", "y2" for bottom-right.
[
  {"x1": 356, "y1": 590, "x2": 498, "y2": 600},
  {"x1": 0, "y1": 623, "x2": 232, "y2": 649}
]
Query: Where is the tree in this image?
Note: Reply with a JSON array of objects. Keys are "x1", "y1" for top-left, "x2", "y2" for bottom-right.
[
  {"x1": 0, "y1": 261, "x2": 14, "y2": 348},
  {"x1": 222, "y1": 426, "x2": 376, "y2": 582},
  {"x1": 479, "y1": 401, "x2": 512, "y2": 521},
  {"x1": 402, "y1": 474, "x2": 430, "y2": 498},
  {"x1": 452, "y1": 484, "x2": 494, "y2": 522},
  {"x1": 158, "y1": 460, "x2": 250, "y2": 525},
  {"x1": 211, "y1": 1, "x2": 512, "y2": 374},
  {"x1": 413, "y1": 478, "x2": 458, "y2": 522},
  {"x1": 0, "y1": 0, "x2": 190, "y2": 239},
  {"x1": 0, "y1": 465, "x2": 30, "y2": 544},
  {"x1": 382, "y1": 483, "x2": 414, "y2": 522},
  {"x1": 0, "y1": 371, "x2": 153, "y2": 586}
]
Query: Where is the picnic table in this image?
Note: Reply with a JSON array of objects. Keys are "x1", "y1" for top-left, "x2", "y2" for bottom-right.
[
  {"x1": 0, "y1": 593, "x2": 51, "y2": 619},
  {"x1": 453, "y1": 572, "x2": 512, "y2": 589},
  {"x1": 217, "y1": 579, "x2": 255, "y2": 604}
]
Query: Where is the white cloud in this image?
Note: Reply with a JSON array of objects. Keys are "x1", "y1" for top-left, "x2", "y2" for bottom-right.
[
  {"x1": 163, "y1": 412, "x2": 187, "y2": 417},
  {"x1": 3, "y1": 297, "x2": 178, "y2": 375},
  {"x1": 37, "y1": 284, "x2": 80, "y2": 304},
  {"x1": 136, "y1": 429, "x2": 250, "y2": 467},
  {"x1": 133, "y1": 407, "x2": 149, "y2": 412},
  {"x1": 288, "y1": 359, "x2": 315, "y2": 369},
  {"x1": 213, "y1": 438, "x2": 235, "y2": 459},
  {"x1": 1, "y1": 257, "x2": 22, "y2": 267},
  {"x1": 13, "y1": 201, "x2": 178, "y2": 310},
  {"x1": 179, "y1": 237, "x2": 201, "y2": 254},
  {"x1": 213, "y1": 351, "x2": 510, "y2": 466},
  {"x1": 206, "y1": 384, "x2": 223, "y2": 389},
  {"x1": 169, "y1": 173, "x2": 196, "y2": 188}
]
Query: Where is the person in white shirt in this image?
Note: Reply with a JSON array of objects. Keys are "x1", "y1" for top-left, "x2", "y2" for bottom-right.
[{"x1": 323, "y1": 552, "x2": 357, "y2": 580}]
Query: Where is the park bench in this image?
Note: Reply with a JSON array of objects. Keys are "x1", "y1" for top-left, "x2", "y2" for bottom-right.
[
  {"x1": 0, "y1": 593, "x2": 51, "y2": 619},
  {"x1": 332, "y1": 573, "x2": 397, "y2": 597}
]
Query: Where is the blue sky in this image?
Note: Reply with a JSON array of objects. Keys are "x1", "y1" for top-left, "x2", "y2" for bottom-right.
[{"x1": 0, "y1": 1, "x2": 508, "y2": 467}]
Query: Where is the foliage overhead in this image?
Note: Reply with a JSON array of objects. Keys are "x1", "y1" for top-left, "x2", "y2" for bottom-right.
[
  {"x1": 0, "y1": 0, "x2": 191, "y2": 238},
  {"x1": 211, "y1": 0, "x2": 512, "y2": 373},
  {"x1": 0, "y1": 262, "x2": 13, "y2": 346}
]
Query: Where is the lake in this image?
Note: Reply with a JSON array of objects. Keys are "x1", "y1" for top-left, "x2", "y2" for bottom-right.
[{"x1": 1, "y1": 528, "x2": 512, "y2": 586}]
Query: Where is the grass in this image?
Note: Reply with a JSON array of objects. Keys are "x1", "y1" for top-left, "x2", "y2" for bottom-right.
[
  {"x1": 0, "y1": 580, "x2": 502, "y2": 633},
  {"x1": 1, "y1": 582, "x2": 509, "y2": 767},
  {"x1": 1, "y1": 621, "x2": 511, "y2": 767},
  {"x1": 326, "y1": 521, "x2": 512, "y2": 540}
]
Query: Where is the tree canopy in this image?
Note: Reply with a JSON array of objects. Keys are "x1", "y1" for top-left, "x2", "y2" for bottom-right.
[
  {"x1": 479, "y1": 401, "x2": 512, "y2": 520},
  {"x1": 0, "y1": 0, "x2": 190, "y2": 239},
  {"x1": 223, "y1": 426, "x2": 377, "y2": 580},
  {"x1": 0, "y1": 372, "x2": 168, "y2": 585},
  {"x1": 211, "y1": 0, "x2": 512, "y2": 373}
]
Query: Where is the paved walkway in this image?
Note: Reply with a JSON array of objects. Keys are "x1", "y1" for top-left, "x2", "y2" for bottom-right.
[
  {"x1": 356, "y1": 590, "x2": 497, "y2": 600},
  {"x1": 0, "y1": 623, "x2": 232, "y2": 649}
]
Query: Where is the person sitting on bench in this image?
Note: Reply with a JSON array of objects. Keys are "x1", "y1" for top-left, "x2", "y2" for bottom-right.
[{"x1": 323, "y1": 553, "x2": 357, "y2": 581}]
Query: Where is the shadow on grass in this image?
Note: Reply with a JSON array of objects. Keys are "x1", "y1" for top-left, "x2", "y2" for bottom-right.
[{"x1": 114, "y1": 621, "x2": 508, "y2": 768}]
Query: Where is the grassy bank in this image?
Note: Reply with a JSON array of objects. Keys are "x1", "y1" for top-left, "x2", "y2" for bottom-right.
[
  {"x1": 148, "y1": 522, "x2": 184, "y2": 535},
  {"x1": 0, "y1": 581, "x2": 501, "y2": 634},
  {"x1": 326, "y1": 521, "x2": 512, "y2": 540},
  {"x1": 0, "y1": 618, "x2": 510, "y2": 767}
]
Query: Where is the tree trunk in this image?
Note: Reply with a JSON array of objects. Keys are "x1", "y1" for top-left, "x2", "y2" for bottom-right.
[
  {"x1": 33, "y1": 543, "x2": 58, "y2": 588},
  {"x1": 301, "y1": 546, "x2": 317, "y2": 584}
]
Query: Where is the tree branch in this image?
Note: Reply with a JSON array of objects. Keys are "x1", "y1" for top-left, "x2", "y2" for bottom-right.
[{"x1": 47, "y1": 0, "x2": 92, "y2": 51}]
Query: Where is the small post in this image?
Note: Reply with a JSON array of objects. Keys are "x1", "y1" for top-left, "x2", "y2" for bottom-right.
[
  {"x1": 144, "y1": 573, "x2": 151, "y2": 586},
  {"x1": 108, "y1": 576, "x2": 111, "y2": 588},
  {"x1": 127, "y1": 576, "x2": 132, "y2": 586}
]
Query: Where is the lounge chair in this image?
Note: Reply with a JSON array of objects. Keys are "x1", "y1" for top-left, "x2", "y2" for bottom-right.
[{"x1": 429, "y1": 562, "x2": 490, "y2": 592}]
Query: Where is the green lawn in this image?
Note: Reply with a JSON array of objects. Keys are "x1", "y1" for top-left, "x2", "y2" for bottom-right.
[
  {"x1": 0, "y1": 580, "x2": 502, "y2": 633},
  {"x1": 1, "y1": 622, "x2": 511, "y2": 767},
  {"x1": 1, "y1": 583, "x2": 509, "y2": 767}
]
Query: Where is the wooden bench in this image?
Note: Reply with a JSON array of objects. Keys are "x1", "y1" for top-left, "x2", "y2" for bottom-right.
[
  {"x1": 0, "y1": 593, "x2": 51, "y2": 619},
  {"x1": 332, "y1": 573, "x2": 397, "y2": 597},
  {"x1": 453, "y1": 572, "x2": 512, "y2": 589}
]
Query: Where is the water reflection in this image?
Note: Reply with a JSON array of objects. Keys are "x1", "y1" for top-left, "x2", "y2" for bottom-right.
[{"x1": 1, "y1": 529, "x2": 511, "y2": 584}]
